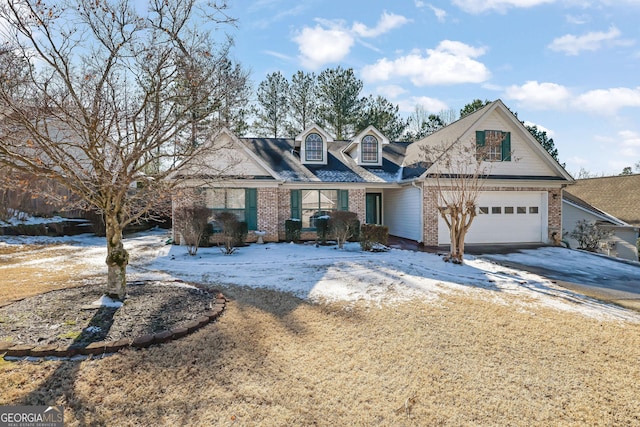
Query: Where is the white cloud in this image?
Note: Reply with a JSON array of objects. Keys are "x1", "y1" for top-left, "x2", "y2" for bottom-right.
[
  {"x1": 573, "y1": 87, "x2": 640, "y2": 114},
  {"x1": 452, "y1": 0, "x2": 554, "y2": 14},
  {"x1": 352, "y1": 11, "x2": 410, "y2": 38},
  {"x1": 375, "y1": 84, "x2": 407, "y2": 99},
  {"x1": 619, "y1": 130, "x2": 640, "y2": 146},
  {"x1": 397, "y1": 96, "x2": 448, "y2": 113},
  {"x1": 429, "y1": 5, "x2": 448, "y2": 22},
  {"x1": 361, "y1": 40, "x2": 490, "y2": 86},
  {"x1": 293, "y1": 12, "x2": 409, "y2": 70},
  {"x1": 293, "y1": 23, "x2": 354, "y2": 69},
  {"x1": 565, "y1": 14, "x2": 590, "y2": 25},
  {"x1": 415, "y1": 0, "x2": 426, "y2": 7},
  {"x1": 523, "y1": 121, "x2": 555, "y2": 137},
  {"x1": 504, "y1": 81, "x2": 572, "y2": 110},
  {"x1": 548, "y1": 26, "x2": 629, "y2": 55}
]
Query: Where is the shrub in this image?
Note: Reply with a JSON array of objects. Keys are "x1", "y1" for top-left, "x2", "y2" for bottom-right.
[
  {"x1": 285, "y1": 219, "x2": 302, "y2": 242},
  {"x1": 316, "y1": 217, "x2": 330, "y2": 244},
  {"x1": 174, "y1": 205, "x2": 210, "y2": 256},
  {"x1": 360, "y1": 224, "x2": 389, "y2": 251},
  {"x1": 328, "y1": 211, "x2": 359, "y2": 249},
  {"x1": 214, "y1": 212, "x2": 243, "y2": 254},
  {"x1": 569, "y1": 220, "x2": 612, "y2": 252},
  {"x1": 234, "y1": 221, "x2": 248, "y2": 247}
]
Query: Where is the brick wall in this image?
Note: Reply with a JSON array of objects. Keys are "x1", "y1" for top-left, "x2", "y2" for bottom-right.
[
  {"x1": 257, "y1": 187, "x2": 279, "y2": 242},
  {"x1": 547, "y1": 188, "x2": 562, "y2": 242},
  {"x1": 277, "y1": 187, "x2": 291, "y2": 241},
  {"x1": 422, "y1": 185, "x2": 439, "y2": 246}
]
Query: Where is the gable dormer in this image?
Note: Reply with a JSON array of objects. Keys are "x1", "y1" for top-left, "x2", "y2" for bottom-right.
[
  {"x1": 295, "y1": 124, "x2": 333, "y2": 166},
  {"x1": 344, "y1": 125, "x2": 389, "y2": 167}
]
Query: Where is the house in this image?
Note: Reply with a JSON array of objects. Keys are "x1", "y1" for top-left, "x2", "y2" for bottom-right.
[
  {"x1": 563, "y1": 175, "x2": 640, "y2": 260},
  {"x1": 172, "y1": 99, "x2": 573, "y2": 247}
]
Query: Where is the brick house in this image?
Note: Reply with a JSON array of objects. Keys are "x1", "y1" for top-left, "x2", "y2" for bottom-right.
[{"x1": 173, "y1": 99, "x2": 573, "y2": 246}]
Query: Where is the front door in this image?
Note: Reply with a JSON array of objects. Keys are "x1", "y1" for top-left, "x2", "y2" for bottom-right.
[{"x1": 365, "y1": 193, "x2": 382, "y2": 225}]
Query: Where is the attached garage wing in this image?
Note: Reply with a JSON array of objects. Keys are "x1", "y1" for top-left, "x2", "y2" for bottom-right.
[{"x1": 438, "y1": 191, "x2": 548, "y2": 245}]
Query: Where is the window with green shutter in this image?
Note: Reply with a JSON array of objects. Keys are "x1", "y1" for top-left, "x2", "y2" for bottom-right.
[
  {"x1": 293, "y1": 189, "x2": 346, "y2": 229},
  {"x1": 476, "y1": 130, "x2": 511, "y2": 162},
  {"x1": 204, "y1": 188, "x2": 257, "y2": 231}
]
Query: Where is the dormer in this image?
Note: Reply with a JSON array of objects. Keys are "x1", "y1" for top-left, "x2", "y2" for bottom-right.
[
  {"x1": 295, "y1": 124, "x2": 334, "y2": 166},
  {"x1": 344, "y1": 125, "x2": 389, "y2": 167}
]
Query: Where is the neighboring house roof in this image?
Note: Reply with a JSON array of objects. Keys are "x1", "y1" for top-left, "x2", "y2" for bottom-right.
[
  {"x1": 565, "y1": 174, "x2": 640, "y2": 226},
  {"x1": 562, "y1": 191, "x2": 629, "y2": 226}
]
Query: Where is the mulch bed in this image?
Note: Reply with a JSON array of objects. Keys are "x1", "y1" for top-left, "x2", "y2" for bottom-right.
[{"x1": 0, "y1": 280, "x2": 221, "y2": 356}]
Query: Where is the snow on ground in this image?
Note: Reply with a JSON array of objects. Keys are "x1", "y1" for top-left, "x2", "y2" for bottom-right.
[{"x1": 3, "y1": 229, "x2": 640, "y2": 323}]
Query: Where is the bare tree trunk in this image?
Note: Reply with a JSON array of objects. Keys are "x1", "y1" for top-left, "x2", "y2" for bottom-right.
[{"x1": 105, "y1": 212, "x2": 128, "y2": 301}]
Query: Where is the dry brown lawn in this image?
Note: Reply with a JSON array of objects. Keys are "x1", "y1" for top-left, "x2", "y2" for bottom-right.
[{"x1": 1, "y1": 244, "x2": 640, "y2": 426}]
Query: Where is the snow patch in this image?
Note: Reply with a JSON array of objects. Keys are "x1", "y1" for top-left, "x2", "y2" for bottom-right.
[{"x1": 91, "y1": 295, "x2": 123, "y2": 308}]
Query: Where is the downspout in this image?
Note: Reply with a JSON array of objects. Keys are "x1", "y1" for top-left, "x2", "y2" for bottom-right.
[{"x1": 411, "y1": 179, "x2": 424, "y2": 244}]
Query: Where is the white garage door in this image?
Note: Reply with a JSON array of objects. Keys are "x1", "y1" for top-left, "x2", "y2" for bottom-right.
[{"x1": 438, "y1": 191, "x2": 547, "y2": 245}]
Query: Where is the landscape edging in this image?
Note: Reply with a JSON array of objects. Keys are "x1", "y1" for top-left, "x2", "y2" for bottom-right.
[{"x1": 1, "y1": 287, "x2": 226, "y2": 360}]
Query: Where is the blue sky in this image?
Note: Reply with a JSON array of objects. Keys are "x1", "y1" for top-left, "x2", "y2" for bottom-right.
[{"x1": 224, "y1": 0, "x2": 640, "y2": 176}]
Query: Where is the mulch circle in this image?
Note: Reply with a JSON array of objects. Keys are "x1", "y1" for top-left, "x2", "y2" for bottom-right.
[{"x1": 0, "y1": 280, "x2": 226, "y2": 360}]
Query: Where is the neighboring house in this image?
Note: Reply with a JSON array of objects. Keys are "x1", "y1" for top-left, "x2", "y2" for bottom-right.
[
  {"x1": 173, "y1": 100, "x2": 573, "y2": 247},
  {"x1": 563, "y1": 175, "x2": 640, "y2": 260}
]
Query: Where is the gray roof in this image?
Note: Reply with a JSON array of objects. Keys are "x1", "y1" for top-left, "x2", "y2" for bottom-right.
[{"x1": 241, "y1": 137, "x2": 411, "y2": 183}]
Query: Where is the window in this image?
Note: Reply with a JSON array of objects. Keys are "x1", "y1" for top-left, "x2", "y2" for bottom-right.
[
  {"x1": 529, "y1": 206, "x2": 539, "y2": 214},
  {"x1": 476, "y1": 130, "x2": 511, "y2": 162},
  {"x1": 478, "y1": 207, "x2": 489, "y2": 214},
  {"x1": 205, "y1": 188, "x2": 257, "y2": 230},
  {"x1": 361, "y1": 135, "x2": 378, "y2": 163},
  {"x1": 291, "y1": 189, "x2": 348, "y2": 229},
  {"x1": 517, "y1": 206, "x2": 526, "y2": 214},
  {"x1": 504, "y1": 207, "x2": 514, "y2": 214},
  {"x1": 492, "y1": 207, "x2": 502, "y2": 214},
  {"x1": 305, "y1": 133, "x2": 323, "y2": 161}
]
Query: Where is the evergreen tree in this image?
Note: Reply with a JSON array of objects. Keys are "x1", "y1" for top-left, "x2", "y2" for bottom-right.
[
  {"x1": 460, "y1": 99, "x2": 491, "y2": 118},
  {"x1": 525, "y1": 124, "x2": 565, "y2": 167},
  {"x1": 254, "y1": 71, "x2": 290, "y2": 138},
  {"x1": 316, "y1": 66, "x2": 363, "y2": 140},
  {"x1": 288, "y1": 70, "x2": 317, "y2": 135},
  {"x1": 356, "y1": 95, "x2": 407, "y2": 141}
]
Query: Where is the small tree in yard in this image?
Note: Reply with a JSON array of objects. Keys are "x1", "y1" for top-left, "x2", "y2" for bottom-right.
[
  {"x1": 329, "y1": 210, "x2": 359, "y2": 249},
  {"x1": 174, "y1": 206, "x2": 210, "y2": 256},
  {"x1": 0, "y1": 0, "x2": 243, "y2": 301},
  {"x1": 570, "y1": 220, "x2": 613, "y2": 252},
  {"x1": 421, "y1": 133, "x2": 502, "y2": 264}
]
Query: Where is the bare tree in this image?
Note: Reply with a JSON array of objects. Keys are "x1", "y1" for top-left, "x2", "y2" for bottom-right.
[
  {"x1": 422, "y1": 132, "x2": 504, "y2": 263},
  {"x1": 0, "y1": 0, "x2": 240, "y2": 300}
]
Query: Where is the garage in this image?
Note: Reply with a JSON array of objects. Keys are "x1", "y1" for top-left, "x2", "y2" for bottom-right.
[{"x1": 438, "y1": 191, "x2": 548, "y2": 245}]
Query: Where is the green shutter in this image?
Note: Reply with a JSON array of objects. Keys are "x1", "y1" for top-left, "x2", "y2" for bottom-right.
[
  {"x1": 338, "y1": 190, "x2": 349, "y2": 211},
  {"x1": 245, "y1": 188, "x2": 257, "y2": 230},
  {"x1": 475, "y1": 130, "x2": 485, "y2": 147},
  {"x1": 290, "y1": 190, "x2": 301, "y2": 220},
  {"x1": 501, "y1": 132, "x2": 511, "y2": 161}
]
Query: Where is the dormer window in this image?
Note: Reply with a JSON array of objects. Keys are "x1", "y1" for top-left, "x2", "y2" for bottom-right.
[
  {"x1": 305, "y1": 133, "x2": 323, "y2": 162},
  {"x1": 361, "y1": 135, "x2": 378, "y2": 163}
]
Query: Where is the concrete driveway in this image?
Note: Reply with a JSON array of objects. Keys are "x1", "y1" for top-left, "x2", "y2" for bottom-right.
[{"x1": 479, "y1": 247, "x2": 640, "y2": 311}]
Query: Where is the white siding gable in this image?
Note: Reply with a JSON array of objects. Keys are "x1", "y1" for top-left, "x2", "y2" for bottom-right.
[{"x1": 472, "y1": 109, "x2": 558, "y2": 177}]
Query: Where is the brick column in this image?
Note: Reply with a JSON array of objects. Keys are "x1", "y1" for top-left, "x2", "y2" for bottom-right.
[
  {"x1": 422, "y1": 186, "x2": 439, "y2": 246},
  {"x1": 277, "y1": 187, "x2": 291, "y2": 241},
  {"x1": 548, "y1": 188, "x2": 562, "y2": 243},
  {"x1": 348, "y1": 188, "x2": 366, "y2": 223},
  {"x1": 257, "y1": 187, "x2": 279, "y2": 242}
]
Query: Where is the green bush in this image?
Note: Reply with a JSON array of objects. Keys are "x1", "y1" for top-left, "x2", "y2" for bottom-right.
[
  {"x1": 285, "y1": 219, "x2": 302, "y2": 242},
  {"x1": 328, "y1": 211, "x2": 359, "y2": 249},
  {"x1": 316, "y1": 217, "x2": 330, "y2": 244},
  {"x1": 360, "y1": 224, "x2": 389, "y2": 251}
]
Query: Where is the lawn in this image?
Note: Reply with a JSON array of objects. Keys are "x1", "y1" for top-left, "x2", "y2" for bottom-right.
[{"x1": 1, "y1": 232, "x2": 639, "y2": 426}]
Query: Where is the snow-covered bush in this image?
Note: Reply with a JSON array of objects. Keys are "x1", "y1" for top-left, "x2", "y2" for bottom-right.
[{"x1": 569, "y1": 220, "x2": 612, "y2": 252}]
